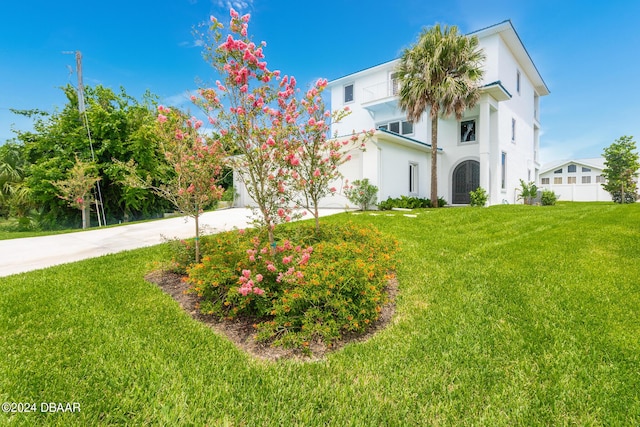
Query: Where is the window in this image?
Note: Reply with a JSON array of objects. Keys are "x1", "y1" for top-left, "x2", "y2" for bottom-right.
[
  {"x1": 344, "y1": 84, "x2": 354, "y2": 103},
  {"x1": 511, "y1": 118, "x2": 516, "y2": 143},
  {"x1": 582, "y1": 167, "x2": 591, "y2": 173},
  {"x1": 378, "y1": 119, "x2": 414, "y2": 136},
  {"x1": 541, "y1": 177, "x2": 550, "y2": 185},
  {"x1": 501, "y1": 151, "x2": 507, "y2": 190},
  {"x1": 460, "y1": 119, "x2": 476, "y2": 142},
  {"x1": 554, "y1": 168, "x2": 563, "y2": 174},
  {"x1": 409, "y1": 163, "x2": 418, "y2": 194},
  {"x1": 567, "y1": 164, "x2": 577, "y2": 173},
  {"x1": 516, "y1": 70, "x2": 521, "y2": 94},
  {"x1": 567, "y1": 176, "x2": 577, "y2": 184},
  {"x1": 554, "y1": 177, "x2": 562, "y2": 184},
  {"x1": 582, "y1": 176, "x2": 591, "y2": 184},
  {"x1": 390, "y1": 72, "x2": 400, "y2": 96},
  {"x1": 596, "y1": 175, "x2": 606, "y2": 183}
]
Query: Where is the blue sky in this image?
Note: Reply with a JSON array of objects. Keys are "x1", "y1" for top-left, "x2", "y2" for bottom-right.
[{"x1": 1, "y1": 0, "x2": 639, "y2": 164}]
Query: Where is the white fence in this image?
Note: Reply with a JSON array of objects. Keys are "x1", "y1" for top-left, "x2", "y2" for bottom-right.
[{"x1": 540, "y1": 184, "x2": 612, "y2": 202}]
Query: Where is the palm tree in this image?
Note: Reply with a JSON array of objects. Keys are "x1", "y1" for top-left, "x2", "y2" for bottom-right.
[{"x1": 396, "y1": 24, "x2": 485, "y2": 207}]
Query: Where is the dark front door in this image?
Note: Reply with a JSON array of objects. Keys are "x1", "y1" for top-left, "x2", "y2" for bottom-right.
[{"x1": 452, "y1": 160, "x2": 480, "y2": 204}]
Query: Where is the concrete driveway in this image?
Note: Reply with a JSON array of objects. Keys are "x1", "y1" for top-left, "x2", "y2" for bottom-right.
[{"x1": 0, "y1": 208, "x2": 343, "y2": 277}]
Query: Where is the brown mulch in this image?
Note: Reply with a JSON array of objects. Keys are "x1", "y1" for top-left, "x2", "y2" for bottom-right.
[{"x1": 145, "y1": 270, "x2": 398, "y2": 362}]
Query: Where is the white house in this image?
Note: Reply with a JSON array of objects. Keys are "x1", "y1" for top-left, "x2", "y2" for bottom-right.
[
  {"x1": 326, "y1": 19, "x2": 549, "y2": 206},
  {"x1": 538, "y1": 158, "x2": 612, "y2": 202}
]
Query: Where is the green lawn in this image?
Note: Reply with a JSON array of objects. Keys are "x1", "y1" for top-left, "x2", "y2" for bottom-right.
[{"x1": 1, "y1": 203, "x2": 638, "y2": 425}]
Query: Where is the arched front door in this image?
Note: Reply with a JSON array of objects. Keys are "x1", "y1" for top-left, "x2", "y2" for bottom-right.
[{"x1": 452, "y1": 160, "x2": 480, "y2": 204}]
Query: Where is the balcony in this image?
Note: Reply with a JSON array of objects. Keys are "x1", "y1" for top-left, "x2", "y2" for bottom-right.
[{"x1": 361, "y1": 80, "x2": 399, "y2": 114}]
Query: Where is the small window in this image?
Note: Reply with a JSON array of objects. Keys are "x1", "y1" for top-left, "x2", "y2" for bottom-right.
[
  {"x1": 516, "y1": 70, "x2": 521, "y2": 94},
  {"x1": 567, "y1": 164, "x2": 577, "y2": 173},
  {"x1": 554, "y1": 177, "x2": 562, "y2": 184},
  {"x1": 344, "y1": 84, "x2": 354, "y2": 103},
  {"x1": 541, "y1": 177, "x2": 550, "y2": 185},
  {"x1": 596, "y1": 175, "x2": 606, "y2": 183},
  {"x1": 501, "y1": 151, "x2": 507, "y2": 190},
  {"x1": 378, "y1": 124, "x2": 388, "y2": 131},
  {"x1": 390, "y1": 72, "x2": 400, "y2": 96},
  {"x1": 460, "y1": 119, "x2": 476, "y2": 142},
  {"x1": 554, "y1": 168, "x2": 563, "y2": 174},
  {"x1": 582, "y1": 176, "x2": 591, "y2": 184},
  {"x1": 582, "y1": 167, "x2": 591, "y2": 173},
  {"x1": 389, "y1": 121, "x2": 400, "y2": 133},
  {"x1": 409, "y1": 163, "x2": 418, "y2": 194},
  {"x1": 401, "y1": 120, "x2": 414, "y2": 135},
  {"x1": 567, "y1": 176, "x2": 577, "y2": 184},
  {"x1": 511, "y1": 118, "x2": 516, "y2": 143}
]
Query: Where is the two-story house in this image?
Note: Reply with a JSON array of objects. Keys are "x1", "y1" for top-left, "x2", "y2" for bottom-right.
[{"x1": 326, "y1": 20, "x2": 549, "y2": 206}]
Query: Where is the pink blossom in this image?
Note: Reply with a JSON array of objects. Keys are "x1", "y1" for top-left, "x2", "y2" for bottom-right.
[
  {"x1": 157, "y1": 114, "x2": 167, "y2": 123},
  {"x1": 266, "y1": 263, "x2": 277, "y2": 272},
  {"x1": 242, "y1": 269, "x2": 251, "y2": 278},
  {"x1": 313, "y1": 168, "x2": 321, "y2": 177},
  {"x1": 255, "y1": 274, "x2": 263, "y2": 282},
  {"x1": 282, "y1": 255, "x2": 293, "y2": 264},
  {"x1": 230, "y1": 8, "x2": 239, "y2": 18},
  {"x1": 253, "y1": 287, "x2": 264, "y2": 296},
  {"x1": 277, "y1": 208, "x2": 285, "y2": 217}
]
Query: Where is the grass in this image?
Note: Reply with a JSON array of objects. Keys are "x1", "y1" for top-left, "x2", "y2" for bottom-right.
[{"x1": 1, "y1": 203, "x2": 638, "y2": 425}]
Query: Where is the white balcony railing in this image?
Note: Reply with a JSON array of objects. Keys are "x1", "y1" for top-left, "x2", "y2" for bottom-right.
[{"x1": 361, "y1": 79, "x2": 400, "y2": 104}]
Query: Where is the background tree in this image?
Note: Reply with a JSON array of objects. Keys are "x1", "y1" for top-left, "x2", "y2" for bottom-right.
[
  {"x1": 396, "y1": 24, "x2": 485, "y2": 207},
  {"x1": 51, "y1": 156, "x2": 101, "y2": 229},
  {"x1": 602, "y1": 135, "x2": 640, "y2": 203},
  {"x1": 13, "y1": 85, "x2": 171, "y2": 228}
]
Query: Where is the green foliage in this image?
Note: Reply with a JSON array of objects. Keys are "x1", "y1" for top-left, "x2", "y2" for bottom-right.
[
  {"x1": 13, "y1": 85, "x2": 171, "y2": 228},
  {"x1": 541, "y1": 189, "x2": 558, "y2": 206},
  {"x1": 344, "y1": 178, "x2": 378, "y2": 210},
  {"x1": 602, "y1": 135, "x2": 640, "y2": 203},
  {"x1": 185, "y1": 222, "x2": 399, "y2": 350},
  {"x1": 378, "y1": 195, "x2": 431, "y2": 210},
  {"x1": 517, "y1": 179, "x2": 538, "y2": 205},
  {"x1": 469, "y1": 187, "x2": 488, "y2": 207}
]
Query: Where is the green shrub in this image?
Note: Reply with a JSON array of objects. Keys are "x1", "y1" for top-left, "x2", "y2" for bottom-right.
[
  {"x1": 518, "y1": 179, "x2": 538, "y2": 205},
  {"x1": 344, "y1": 178, "x2": 378, "y2": 210},
  {"x1": 469, "y1": 187, "x2": 488, "y2": 207},
  {"x1": 611, "y1": 190, "x2": 638, "y2": 204},
  {"x1": 378, "y1": 195, "x2": 447, "y2": 210},
  {"x1": 185, "y1": 222, "x2": 399, "y2": 350},
  {"x1": 541, "y1": 189, "x2": 558, "y2": 206}
]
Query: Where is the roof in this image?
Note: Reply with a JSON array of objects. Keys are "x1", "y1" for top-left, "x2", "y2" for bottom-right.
[
  {"x1": 328, "y1": 20, "x2": 549, "y2": 97},
  {"x1": 540, "y1": 158, "x2": 606, "y2": 174},
  {"x1": 375, "y1": 128, "x2": 443, "y2": 152}
]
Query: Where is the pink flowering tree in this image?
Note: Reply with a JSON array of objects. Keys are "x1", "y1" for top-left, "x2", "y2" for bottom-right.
[
  {"x1": 118, "y1": 106, "x2": 224, "y2": 263},
  {"x1": 52, "y1": 156, "x2": 101, "y2": 229},
  {"x1": 192, "y1": 10, "x2": 302, "y2": 251},
  {"x1": 289, "y1": 80, "x2": 373, "y2": 231}
]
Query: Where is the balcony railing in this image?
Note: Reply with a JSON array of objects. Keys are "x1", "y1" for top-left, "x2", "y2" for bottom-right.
[{"x1": 361, "y1": 80, "x2": 400, "y2": 104}]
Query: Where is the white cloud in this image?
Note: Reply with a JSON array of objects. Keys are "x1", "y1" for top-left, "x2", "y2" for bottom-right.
[{"x1": 215, "y1": 0, "x2": 253, "y2": 13}]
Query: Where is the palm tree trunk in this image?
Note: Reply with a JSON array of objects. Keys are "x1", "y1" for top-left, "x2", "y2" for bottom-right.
[{"x1": 431, "y1": 116, "x2": 439, "y2": 208}]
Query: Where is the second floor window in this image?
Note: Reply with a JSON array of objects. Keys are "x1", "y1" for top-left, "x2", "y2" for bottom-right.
[
  {"x1": 344, "y1": 84, "x2": 354, "y2": 103},
  {"x1": 460, "y1": 119, "x2": 476, "y2": 142},
  {"x1": 379, "y1": 119, "x2": 414, "y2": 136}
]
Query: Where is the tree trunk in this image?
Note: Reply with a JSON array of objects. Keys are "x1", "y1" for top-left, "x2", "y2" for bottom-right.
[
  {"x1": 314, "y1": 204, "x2": 320, "y2": 233},
  {"x1": 431, "y1": 116, "x2": 439, "y2": 208},
  {"x1": 194, "y1": 212, "x2": 200, "y2": 264}
]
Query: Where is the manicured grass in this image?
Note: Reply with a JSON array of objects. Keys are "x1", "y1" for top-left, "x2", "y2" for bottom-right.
[{"x1": 1, "y1": 203, "x2": 638, "y2": 425}]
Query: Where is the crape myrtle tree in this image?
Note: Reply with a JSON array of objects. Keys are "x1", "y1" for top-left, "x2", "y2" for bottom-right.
[
  {"x1": 193, "y1": 9, "x2": 362, "y2": 245},
  {"x1": 51, "y1": 156, "x2": 101, "y2": 229},
  {"x1": 602, "y1": 135, "x2": 640, "y2": 204},
  {"x1": 118, "y1": 106, "x2": 225, "y2": 263},
  {"x1": 396, "y1": 24, "x2": 485, "y2": 207}
]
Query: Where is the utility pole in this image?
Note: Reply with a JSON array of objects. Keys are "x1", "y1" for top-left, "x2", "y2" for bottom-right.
[{"x1": 65, "y1": 50, "x2": 106, "y2": 228}]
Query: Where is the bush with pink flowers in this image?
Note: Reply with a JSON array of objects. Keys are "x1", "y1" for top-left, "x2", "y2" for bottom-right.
[{"x1": 185, "y1": 222, "x2": 398, "y2": 351}]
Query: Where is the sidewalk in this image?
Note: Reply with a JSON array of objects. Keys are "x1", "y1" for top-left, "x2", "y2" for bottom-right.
[{"x1": 0, "y1": 208, "x2": 343, "y2": 277}]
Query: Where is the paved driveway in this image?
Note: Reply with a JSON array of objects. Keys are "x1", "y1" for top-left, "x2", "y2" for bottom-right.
[{"x1": 0, "y1": 208, "x2": 343, "y2": 277}]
